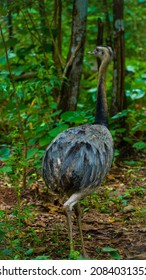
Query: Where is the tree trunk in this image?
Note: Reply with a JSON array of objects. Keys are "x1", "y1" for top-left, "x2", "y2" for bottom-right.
[
  {"x1": 54, "y1": 0, "x2": 62, "y2": 56},
  {"x1": 96, "y1": 18, "x2": 104, "y2": 70},
  {"x1": 53, "y1": 0, "x2": 62, "y2": 78},
  {"x1": 103, "y1": 0, "x2": 112, "y2": 46},
  {"x1": 38, "y1": 0, "x2": 47, "y2": 48},
  {"x1": 111, "y1": 0, "x2": 126, "y2": 116},
  {"x1": 7, "y1": 0, "x2": 13, "y2": 51},
  {"x1": 58, "y1": 0, "x2": 88, "y2": 112}
]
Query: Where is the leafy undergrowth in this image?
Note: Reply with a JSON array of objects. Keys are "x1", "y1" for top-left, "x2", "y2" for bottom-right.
[{"x1": 0, "y1": 158, "x2": 146, "y2": 260}]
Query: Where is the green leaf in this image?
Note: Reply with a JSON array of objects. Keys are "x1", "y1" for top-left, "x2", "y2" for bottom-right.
[
  {"x1": 112, "y1": 109, "x2": 133, "y2": 119},
  {"x1": 28, "y1": 138, "x2": 38, "y2": 146},
  {"x1": 0, "y1": 147, "x2": 11, "y2": 160},
  {"x1": 101, "y1": 247, "x2": 122, "y2": 259},
  {"x1": 0, "y1": 229, "x2": 6, "y2": 241},
  {"x1": 38, "y1": 150, "x2": 45, "y2": 158},
  {"x1": 49, "y1": 110, "x2": 62, "y2": 117},
  {"x1": 124, "y1": 160, "x2": 136, "y2": 165},
  {"x1": 87, "y1": 87, "x2": 97, "y2": 93},
  {"x1": 126, "y1": 65, "x2": 135, "y2": 73},
  {"x1": 39, "y1": 135, "x2": 51, "y2": 147},
  {"x1": 0, "y1": 210, "x2": 5, "y2": 217},
  {"x1": 0, "y1": 166, "x2": 12, "y2": 173},
  {"x1": 2, "y1": 249, "x2": 12, "y2": 256},
  {"x1": 12, "y1": 69, "x2": 23, "y2": 76},
  {"x1": 110, "y1": 251, "x2": 122, "y2": 259},
  {"x1": 25, "y1": 248, "x2": 33, "y2": 255},
  {"x1": 0, "y1": 55, "x2": 7, "y2": 65},
  {"x1": 126, "y1": 89, "x2": 145, "y2": 100},
  {"x1": 26, "y1": 148, "x2": 39, "y2": 160},
  {"x1": 49, "y1": 124, "x2": 69, "y2": 138},
  {"x1": 0, "y1": 70, "x2": 9, "y2": 76},
  {"x1": 133, "y1": 141, "x2": 146, "y2": 150},
  {"x1": 123, "y1": 137, "x2": 132, "y2": 144},
  {"x1": 6, "y1": 38, "x2": 18, "y2": 47},
  {"x1": 33, "y1": 255, "x2": 50, "y2": 260},
  {"x1": 101, "y1": 247, "x2": 117, "y2": 252},
  {"x1": 114, "y1": 149, "x2": 120, "y2": 157},
  {"x1": 61, "y1": 111, "x2": 83, "y2": 123},
  {"x1": 141, "y1": 74, "x2": 146, "y2": 79}
]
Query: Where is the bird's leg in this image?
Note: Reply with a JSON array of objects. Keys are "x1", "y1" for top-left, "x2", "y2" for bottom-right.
[
  {"x1": 64, "y1": 205, "x2": 74, "y2": 253},
  {"x1": 63, "y1": 193, "x2": 84, "y2": 256},
  {"x1": 74, "y1": 203, "x2": 87, "y2": 258}
]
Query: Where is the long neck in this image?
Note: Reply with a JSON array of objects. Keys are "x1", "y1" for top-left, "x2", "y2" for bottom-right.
[{"x1": 94, "y1": 60, "x2": 109, "y2": 127}]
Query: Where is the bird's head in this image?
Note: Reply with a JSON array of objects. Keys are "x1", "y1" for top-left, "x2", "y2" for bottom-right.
[{"x1": 87, "y1": 46, "x2": 113, "y2": 62}]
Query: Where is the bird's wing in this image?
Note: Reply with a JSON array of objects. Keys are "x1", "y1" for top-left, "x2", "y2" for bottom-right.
[{"x1": 42, "y1": 125, "x2": 113, "y2": 194}]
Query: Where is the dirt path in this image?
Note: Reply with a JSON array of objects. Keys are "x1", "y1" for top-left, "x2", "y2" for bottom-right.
[{"x1": 0, "y1": 160, "x2": 146, "y2": 260}]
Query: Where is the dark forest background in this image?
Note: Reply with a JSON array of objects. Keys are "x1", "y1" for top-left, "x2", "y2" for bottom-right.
[{"x1": 0, "y1": 0, "x2": 146, "y2": 260}]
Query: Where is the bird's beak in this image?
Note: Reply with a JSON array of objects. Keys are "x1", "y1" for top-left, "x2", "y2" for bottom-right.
[{"x1": 87, "y1": 49, "x2": 97, "y2": 55}]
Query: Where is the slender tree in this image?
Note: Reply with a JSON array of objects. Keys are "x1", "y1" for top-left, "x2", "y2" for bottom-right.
[
  {"x1": 54, "y1": 0, "x2": 62, "y2": 56},
  {"x1": 112, "y1": 0, "x2": 126, "y2": 115},
  {"x1": 7, "y1": 0, "x2": 13, "y2": 51},
  {"x1": 96, "y1": 18, "x2": 104, "y2": 70},
  {"x1": 58, "y1": 0, "x2": 88, "y2": 112},
  {"x1": 103, "y1": 0, "x2": 112, "y2": 46},
  {"x1": 53, "y1": 0, "x2": 62, "y2": 78},
  {"x1": 38, "y1": 0, "x2": 47, "y2": 48}
]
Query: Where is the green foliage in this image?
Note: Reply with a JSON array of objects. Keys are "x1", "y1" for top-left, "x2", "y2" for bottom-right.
[
  {"x1": 0, "y1": 203, "x2": 35, "y2": 260},
  {"x1": 111, "y1": 106, "x2": 146, "y2": 153},
  {"x1": 33, "y1": 255, "x2": 50, "y2": 260},
  {"x1": 101, "y1": 247, "x2": 122, "y2": 260},
  {"x1": 0, "y1": 0, "x2": 145, "y2": 184},
  {"x1": 133, "y1": 141, "x2": 146, "y2": 150},
  {"x1": 68, "y1": 250, "x2": 81, "y2": 260},
  {"x1": 0, "y1": 0, "x2": 145, "y2": 260},
  {"x1": 61, "y1": 111, "x2": 86, "y2": 124}
]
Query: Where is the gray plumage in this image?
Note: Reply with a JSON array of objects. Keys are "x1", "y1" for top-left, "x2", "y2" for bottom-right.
[
  {"x1": 42, "y1": 46, "x2": 114, "y2": 257},
  {"x1": 42, "y1": 124, "x2": 113, "y2": 195}
]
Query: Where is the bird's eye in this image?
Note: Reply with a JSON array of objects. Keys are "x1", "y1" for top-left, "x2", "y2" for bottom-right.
[{"x1": 96, "y1": 48, "x2": 104, "y2": 55}]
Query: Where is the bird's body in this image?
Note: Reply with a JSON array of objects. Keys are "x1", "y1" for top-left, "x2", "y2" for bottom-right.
[
  {"x1": 42, "y1": 46, "x2": 114, "y2": 257},
  {"x1": 43, "y1": 124, "x2": 113, "y2": 197}
]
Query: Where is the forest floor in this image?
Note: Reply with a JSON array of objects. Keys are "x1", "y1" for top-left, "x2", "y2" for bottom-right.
[{"x1": 0, "y1": 154, "x2": 146, "y2": 260}]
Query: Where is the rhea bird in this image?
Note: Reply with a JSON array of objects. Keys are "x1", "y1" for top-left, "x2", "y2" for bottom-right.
[{"x1": 42, "y1": 46, "x2": 114, "y2": 257}]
